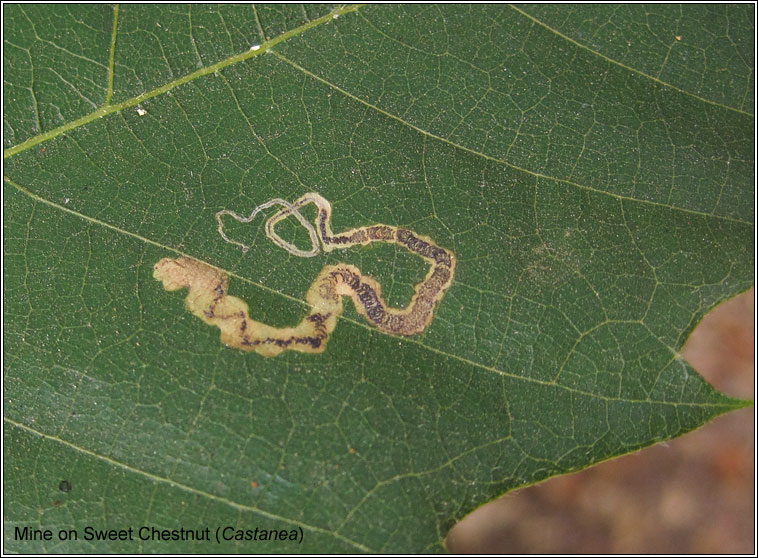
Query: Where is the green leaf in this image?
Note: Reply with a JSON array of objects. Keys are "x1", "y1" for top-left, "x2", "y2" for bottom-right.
[{"x1": 4, "y1": 4, "x2": 753, "y2": 553}]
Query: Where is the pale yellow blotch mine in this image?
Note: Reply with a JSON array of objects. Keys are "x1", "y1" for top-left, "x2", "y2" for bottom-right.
[
  {"x1": 154, "y1": 193, "x2": 456, "y2": 357},
  {"x1": 153, "y1": 257, "x2": 335, "y2": 357}
]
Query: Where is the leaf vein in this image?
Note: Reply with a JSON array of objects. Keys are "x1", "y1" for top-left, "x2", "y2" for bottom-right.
[
  {"x1": 4, "y1": 176, "x2": 748, "y2": 409},
  {"x1": 3, "y1": 4, "x2": 364, "y2": 159},
  {"x1": 269, "y1": 51, "x2": 753, "y2": 226},
  {"x1": 509, "y1": 4, "x2": 754, "y2": 117},
  {"x1": 4, "y1": 417, "x2": 372, "y2": 553}
]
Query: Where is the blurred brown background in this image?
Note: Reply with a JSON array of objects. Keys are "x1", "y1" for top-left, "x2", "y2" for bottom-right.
[{"x1": 447, "y1": 289, "x2": 754, "y2": 554}]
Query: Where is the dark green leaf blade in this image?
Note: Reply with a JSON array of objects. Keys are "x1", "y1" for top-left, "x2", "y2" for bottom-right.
[
  {"x1": 4, "y1": 4, "x2": 753, "y2": 553},
  {"x1": 518, "y1": 4, "x2": 755, "y2": 112},
  {"x1": 3, "y1": 4, "x2": 114, "y2": 147},
  {"x1": 276, "y1": 4, "x2": 753, "y2": 220}
]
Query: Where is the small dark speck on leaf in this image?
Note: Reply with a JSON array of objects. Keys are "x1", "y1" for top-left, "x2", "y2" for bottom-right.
[{"x1": 59, "y1": 480, "x2": 72, "y2": 492}]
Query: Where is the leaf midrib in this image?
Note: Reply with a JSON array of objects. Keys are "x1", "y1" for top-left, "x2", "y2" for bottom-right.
[
  {"x1": 3, "y1": 3, "x2": 751, "y2": 404},
  {"x1": 3, "y1": 4, "x2": 364, "y2": 159},
  {"x1": 4, "y1": 6, "x2": 751, "y2": 226},
  {"x1": 4, "y1": 6, "x2": 751, "y2": 553}
]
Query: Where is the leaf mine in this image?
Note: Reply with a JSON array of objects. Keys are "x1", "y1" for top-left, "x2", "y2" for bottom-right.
[{"x1": 154, "y1": 193, "x2": 456, "y2": 357}]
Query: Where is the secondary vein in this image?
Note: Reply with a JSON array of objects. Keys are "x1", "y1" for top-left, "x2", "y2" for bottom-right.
[{"x1": 4, "y1": 4, "x2": 364, "y2": 159}]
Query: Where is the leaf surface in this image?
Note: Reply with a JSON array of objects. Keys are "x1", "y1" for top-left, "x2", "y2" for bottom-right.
[{"x1": 4, "y1": 4, "x2": 753, "y2": 553}]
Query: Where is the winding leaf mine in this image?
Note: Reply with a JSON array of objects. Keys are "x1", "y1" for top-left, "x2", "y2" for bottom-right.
[{"x1": 154, "y1": 193, "x2": 456, "y2": 357}]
